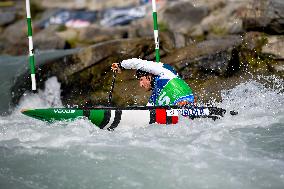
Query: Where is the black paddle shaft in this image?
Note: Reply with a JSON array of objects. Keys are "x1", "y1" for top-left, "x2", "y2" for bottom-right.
[{"x1": 108, "y1": 71, "x2": 117, "y2": 106}]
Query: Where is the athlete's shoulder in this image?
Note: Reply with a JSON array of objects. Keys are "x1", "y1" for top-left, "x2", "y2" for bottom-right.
[{"x1": 162, "y1": 63, "x2": 178, "y2": 75}]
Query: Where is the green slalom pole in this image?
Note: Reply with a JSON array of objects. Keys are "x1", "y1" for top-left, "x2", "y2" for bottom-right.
[
  {"x1": 151, "y1": 0, "x2": 160, "y2": 63},
  {"x1": 25, "y1": 0, "x2": 36, "y2": 91}
]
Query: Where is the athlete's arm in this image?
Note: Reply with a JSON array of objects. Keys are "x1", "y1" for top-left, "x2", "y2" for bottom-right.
[
  {"x1": 111, "y1": 63, "x2": 122, "y2": 73},
  {"x1": 121, "y1": 58, "x2": 176, "y2": 79}
]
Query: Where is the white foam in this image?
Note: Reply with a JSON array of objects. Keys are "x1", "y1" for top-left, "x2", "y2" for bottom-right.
[
  {"x1": 17, "y1": 76, "x2": 63, "y2": 112},
  {"x1": 0, "y1": 77, "x2": 283, "y2": 161}
]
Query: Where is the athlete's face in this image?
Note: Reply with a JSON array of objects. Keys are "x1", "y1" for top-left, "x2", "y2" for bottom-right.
[{"x1": 139, "y1": 76, "x2": 152, "y2": 91}]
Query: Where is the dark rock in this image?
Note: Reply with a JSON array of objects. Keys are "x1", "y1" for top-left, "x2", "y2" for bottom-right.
[
  {"x1": 129, "y1": 18, "x2": 194, "y2": 50},
  {"x1": 11, "y1": 38, "x2": 155, "y2": 107},
  {"x1": 2, "y1": 20, "x2": 26, "y2": 44},
  {"x1": 262, "y1": 35, "x2": 284, "y2": 59},
  {"x1": 0, "y1": 23, "x2": 65, "y2": 55},
  {"x1": 242, "y1": 0, "x2": 284, "y2": 34},
  {"x1": 33, "y1": 26, "x2": 69, "y2": 50},
  {"x1": 9, "y1": 49, "x2": 79, "y2": 109},
  {"x1": 0, "y1": 12, "x2": 16, "y2": 26},
  {"x1": 268, "y1": 59, "x2": 284, "y2": 75},
  {"x1": 238, "y1": 32, "x2": 284, "y2": 76},
  {"x1": 0, "y1": 20, "x2": 28, "y2": 55},
  {"x1": 240, "y1": 32, "x2": 270, "y2": 73},
  {"x1": 158, "y1": 31, "x2": 176, "y2": 52},
  {"x1": 172, "y1": 32, "x2": 187, "y2": 48},
  {"x1": 40, "y1": 0, "x2": 141, "y2": 10},
  {"x1": 9, "y1": 34, "x2": 280, "y2": 108},
  {"x1": 201, "y1": 2, "x2": 245, "y2": 36},
  {"x1": 162, "y1": 35, "x2": 243, "y2": 79},
  {"x1": 265, "y1": 38, "x2": 284, "y2": 73},
  {"x1": 242, "y1": 32, "x2": 265, "y2": 50},
  {"x1": 58, "y1": 38, "x2": 155, "y2": 106},
  {"x1": 187, "y1": 72, "x2": 256, "y2": 102},
  {"x1": 78, "y1": 25, "x2": 130, "y2": 44},
  {"x1": 161, "y1": 1, "x2": 209, "y2": 34}
]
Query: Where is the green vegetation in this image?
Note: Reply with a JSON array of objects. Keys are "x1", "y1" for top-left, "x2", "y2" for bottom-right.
[
  {"x1": 159, "y1": 22, "x2": 169, "y2": 32},
  {"x1": 239, "y1": 33, "x2": 272, "y2": 72},
  {"x1": 0, "y1": 1, "x2": 14, "y2": 7},
  {"x1": 30, "y1": 0, "x2": 44, "y2": 19},
  {"x1": 66, "y1": 38, "x2": 79, "y2": 48},
  {"x1": 211, "y1": 25, "x2": 228, "y2": 36},
  {"x1": 56, "y1": 25, "x2": 67, "y2": 32},
  {"x1": 193, "y1": 34, "x2": 206, "y2": 42}
]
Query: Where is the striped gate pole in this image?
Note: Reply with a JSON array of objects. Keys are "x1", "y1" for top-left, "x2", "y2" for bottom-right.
[
  {"x1": 151, "y1": 0, "x2": 160, "y2": 63},
  {"x1": 25, "y1": 0, "x2": 36, "y2": 91}
]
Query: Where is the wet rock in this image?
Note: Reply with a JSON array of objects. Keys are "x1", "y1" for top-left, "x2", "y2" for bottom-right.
[
  {"x1": 187, "y1": 72, "x2": 255, "y2": 102},
  {"x1": 6, "y1": 0, "x2": 284, "y2": 109},
  {"x1": 242, "y1": 0, "x2": 284, "y2": 34},
  {"x1": 0, "y1": 20, "x2": 27, "y2": 55},
  {"x1": 162, "y1": 35, "x2": 243, "y2": 78},
  {"x1": 64, "y1": 38, "x2": 154, "y2": 77},
  {"x1": 11, "y1": 38, "x2": 155, "y2": 107},
  {"x1": 130, "y1": 19, "x2": 193, "y2": 49},
  {"x1": 238, "y1": 32, "x2": 282, "y2": 75},
  {"x1": 158, "y1": 31, "x2": 176, "y2": 52},
  {"x1": 2, "y1": 20, "x2": 26, "y2": 44},
  {"x1": 163, "y1": 32, "x2": 195, "y2": 50},
  {"x1": 172, "y1": 32, "x2": 188, "y2": 48},
  {"x1": 260, "y1": 35, "x2": 284, "y2": 76},
  {"x1": 9, "y1": 35, "x2": 281, "y2": 108},
  {"x1": 0, "y1": 12, "x2": 16, "y2": 26},
  {"x1": 190, "y1": 0, "x2": 227, "y2": 11},
  {"x1": 160, "y1": 1, "x2": 209, "y2": 34},
  {"x1": 56, "y1": 28, "x2": 79, "y2": 47},
  {"x1": 262, "y1": 36, "x2": 284, "y2": 59},
  {"x1": 40, "y1": 0, "x2": 141, "y2": 10},
  {"x1": 268, "y1": 59, "x2": 284, "y2": 75},
  {"x1": 242, "y1": 32, "x2": 267, "y2": 51},
  {"x1": 200, "y1": 1, "x2": 245, "y2": 36},
  {"x1": 77, "y1": 25, "x2": 129, "y2": 44},
  {"x1": 34, "y1": 26, "x2": 69, "y2": 50}
]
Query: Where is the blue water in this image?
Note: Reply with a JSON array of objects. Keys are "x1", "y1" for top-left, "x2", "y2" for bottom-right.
[{"x1": 0, "y1": 76, "x2": 283, "y2": 189}]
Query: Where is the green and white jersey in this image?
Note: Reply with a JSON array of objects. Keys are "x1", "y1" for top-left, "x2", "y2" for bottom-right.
[{"x1": 121, "y1": 58, "x2": 194, "y2": 106}]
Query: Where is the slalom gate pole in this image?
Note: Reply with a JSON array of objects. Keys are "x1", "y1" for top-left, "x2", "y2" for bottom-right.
[
  {"x1": 151, "y1": 0, "x2": 160, "y2": 62},
  {"x1": 25, "y1": 0, "x2": 36, "y2": 91}
]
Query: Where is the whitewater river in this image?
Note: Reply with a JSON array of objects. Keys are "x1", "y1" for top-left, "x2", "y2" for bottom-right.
[{"x1": 0, "y1": 76, "x2": 283, "y2": 189}]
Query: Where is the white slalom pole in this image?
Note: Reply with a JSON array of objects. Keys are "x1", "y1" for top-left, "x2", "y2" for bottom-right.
[
  {"x1": 25, "y1": 0, "x2": 36, "y2": 91},
  {"x1": 151, "y1": 0, "x2": 160, "y2": 62}
]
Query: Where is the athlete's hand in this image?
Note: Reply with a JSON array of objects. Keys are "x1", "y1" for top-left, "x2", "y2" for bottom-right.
[
  {"x1": 111, "y1": 63, "x2": 122, "y2": 73},
  {"x1": 176, "y1": 101, "x2": 194, "y2": 108}
]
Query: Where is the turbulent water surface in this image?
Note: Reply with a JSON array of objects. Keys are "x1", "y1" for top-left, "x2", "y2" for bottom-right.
[
  {"x1": 0, "y1": 49, "x2": 78, "y2": 115},
  {"x1": 0, "y1": 76, "x2": 284, "y2": 189}
]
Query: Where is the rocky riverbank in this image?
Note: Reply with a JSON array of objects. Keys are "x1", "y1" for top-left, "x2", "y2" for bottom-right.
[{"x1": 0, "y1": 0, "x2": 283, "y2": 111}]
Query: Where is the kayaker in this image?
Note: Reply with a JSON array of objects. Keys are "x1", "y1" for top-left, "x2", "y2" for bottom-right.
[{"x1": 111, "y1": 58, "x2": 195, "y2": 106}]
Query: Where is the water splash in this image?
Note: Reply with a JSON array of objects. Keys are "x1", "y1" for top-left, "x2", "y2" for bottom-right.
[
  {"x1": 17, "y1": 77, "x2": 63, "y2": 112},
  {"x1": 0, "y1": 77, "x2": 283, "y2": 189}
]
